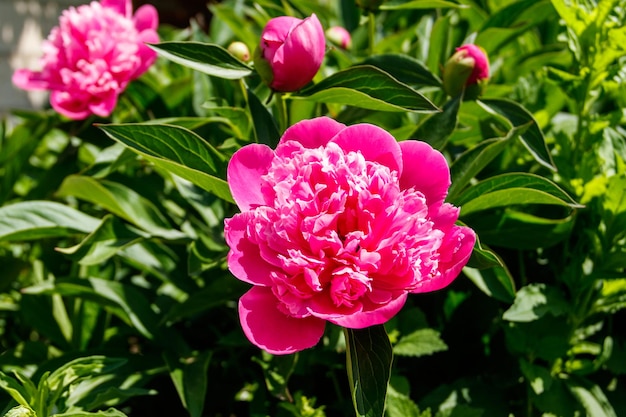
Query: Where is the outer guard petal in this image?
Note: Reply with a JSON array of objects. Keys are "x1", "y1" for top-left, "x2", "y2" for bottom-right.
[
  {"x1": 227, "y1": 144, "x2": 274, "y2": 211},
  {"x1": 224, "y1": 213, "x2": 275, "y2": 286},
  {"x1": 331, "y1": 123, "x2": 403, "y2": 174},
  {"x1": 279, "y1": 116, "x2": 346, "y2": 149},
  {"x1": 398, "y1": 140, "x2": 451, "y2": 207},
  {"x1": 239, "y1": 287, "x2": 326, "y2": 354}
]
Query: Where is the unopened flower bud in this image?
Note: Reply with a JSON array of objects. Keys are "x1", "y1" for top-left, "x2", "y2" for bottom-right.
[
  {"x1": 255, "y1": 14, "x2": 325, "y2": 92},
  {"x1": 228, "y1": 41, "x2": 251, "y2": 62},
  {"x1": 326, "y1": 26, "x2": 352, "y2": 50},
  {"x1": 443, "y1": 44, "x2": 489, "y2": 98}
]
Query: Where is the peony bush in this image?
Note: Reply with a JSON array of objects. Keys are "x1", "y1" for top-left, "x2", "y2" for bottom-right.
[{"x1": 1, "y1": 1, "x2": 625, "y2": 417}]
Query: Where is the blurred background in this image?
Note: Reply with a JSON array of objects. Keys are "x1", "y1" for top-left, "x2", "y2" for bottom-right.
[{"x1": 0, "y1": 0, "x2": 211, "y2": 115}]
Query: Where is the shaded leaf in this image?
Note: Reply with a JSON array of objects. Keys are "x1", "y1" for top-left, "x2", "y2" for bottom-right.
[
  {"x1": 164, "y1": 350, "x2": 212, "y2": 417},
  {"x1": 345, "y1": 325, "x2": 393, "y2": 417},
  {"x1": 247, "y1": 88, "x2": 280, "y2": 147},
  {"x1": 359, "y1": 54, "x2": 441, "y2": 87},
  {"x1": 56, "y1": 215, "x2": 147, "y2": 265},
  {"x1": 479, "y1": 98, "x2": 555, "y2": 170},
  {"x1": 503, "y1": 283, "x2": 569, "y2": 322},
  {"x1": 413, "y1": 94, "x2": 462, "y2": 149}
]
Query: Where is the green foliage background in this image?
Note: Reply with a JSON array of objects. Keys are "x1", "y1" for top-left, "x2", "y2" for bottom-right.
[{"x1": 1, "y1": 0, "x2": 625, "y2": 416}]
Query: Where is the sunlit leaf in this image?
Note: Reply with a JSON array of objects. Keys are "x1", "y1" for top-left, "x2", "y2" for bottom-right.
[
  {"x1": 297, "y1": 66, "x2": 438, "y2": 113},
  {"x1": 149, "y1": 42, "x2": 253, "y2": 79}
]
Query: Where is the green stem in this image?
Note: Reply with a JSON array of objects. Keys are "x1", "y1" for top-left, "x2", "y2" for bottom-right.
[
  {"x1": 274, "y1": 92, "x2": 288, "y2": 133},
  {"x1": 368, "y1": 11, "x2": 376, "y2": 56}
]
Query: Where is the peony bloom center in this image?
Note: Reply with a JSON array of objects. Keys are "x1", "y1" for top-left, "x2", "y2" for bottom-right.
[{"x1": 242, "y1": 141, "x2": 444, "y2": 319}]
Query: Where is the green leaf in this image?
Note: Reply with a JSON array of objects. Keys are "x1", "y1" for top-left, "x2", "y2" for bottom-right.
[
  {"x1": 0, "y1": 372, "x2": 31, "y2": 408},
  {"x1": 413, "y1": 94, "x2": 462, "y2": 149},
  {"x1": 464, "y1": 265, "x2": 516, "y2": 303},
  {"x1": 0, "y1": 201, "x2": 100, "y2": 242},
  {"x1": 359, "y1": 54, "x2": 441, "y2": 87},
  {"x1": 297, "y1": 66, "x2": 438, "y2": 113},
  {"x1": 503, "y1": 284, "x2": 569, "y2": 322},
  {"x1": 345, "y1": 325, "x2": 393, "y2": 417},
  {"x1": 519, "y1": 359, "x2": 553, "y2": 395},
  {"x1": 454, "y1": 173, "x2": 581, "y2": 209},
  {"x1": 464, "y1": 209, "x2": 575, "y2": 249},
  {"x1": 98, "y1": 123, "x2": 233, "y2": 203},
  {"x1": 164, "y1": 350, "x2": 212, "y2": 417},
  {"x1": 381, "y1": 0, "x2": 466, "y2": 9},
  {"x1": 3, "y1": 405, "x2": 35, "y2": 417},
  {"x1": 393, "y1": 328, "x2": 448, "y2": 357},
  {"x1": 448, "y1": 129, "x2": 522, "y2": 202},
  {"x1": 478, "y1": 98, "x2": 556, "y2": 170},
  {"x1": 57, "y1": 176, "x2": 185, "y2": 240},
  {"x1": 23, "y1": 278, "x2": 160, "y2": 341},
  {"x1": 247, "y1": 88, "x2": 280, "y2": 147},
  {"x1": 386, "y1": 385, "x2": 427, "y2": 417},
  {"x1": 56, "y1": 215, "x2": 147, "y2": 265},
  {"x1": 149, "y1": 41, "x2": 253, "y2": 79},
  {"x1": 52, "y1": 408, "x2": 128, "y2": 417},
  {"x1": 565, "y1": 376, "x2": 618, "y2": 417}
]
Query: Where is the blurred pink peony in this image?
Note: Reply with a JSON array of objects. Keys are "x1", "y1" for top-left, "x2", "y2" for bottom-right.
[
  {"x1": 12, "y1": 0, "x2": 159, "y2": 120},
  {"x1": 224, "y1": 117, "x2": 476, "y2": 354},
  {"x1": 255, "y1": 14, "x2": 325, "y2": 92},
  {"x1": 443, "y1": 44, "x2": 489, "y2": 97},
  {"x1": 326, "y1": 26, "x2": 352, "y2": 50}
]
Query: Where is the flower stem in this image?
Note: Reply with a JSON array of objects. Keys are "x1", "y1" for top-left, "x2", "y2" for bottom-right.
[
  {"x1": 275, "y1": 92, "x2": 288, "y2": 133},
  {"x1": 368, "y1": 12, "x2": 376, "y2": 56}
]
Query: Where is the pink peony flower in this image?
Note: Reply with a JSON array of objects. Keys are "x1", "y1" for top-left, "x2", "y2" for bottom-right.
[
  {"x1": 224, "y1": 117, "x2": 476, "y2": 354},
  {"x1": 12, "y1": 0, "x2": 159, "y2": 120},
  {"x1": 254, "y1": 14, "x2": 325, "y2": 92},
  {"x1": 443, "y1": 44, "x2": 489, "y2": 97},
  {"x1": 326, "y1": 26, "x2": 352, "y2": 50}
]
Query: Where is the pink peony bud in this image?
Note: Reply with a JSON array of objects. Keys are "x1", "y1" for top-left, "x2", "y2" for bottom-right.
[
  {"x1": 326, "y1": 26, "x2": 352, "y2": 50},
  {"x1": 12, "y1": 0, "x2": 159, "y2": 120},
  {"x1": 443, "y1": 44, "x2": 489, "y2": 98},
  {"x1": 255, "y1": 14, "x2": 326, "y2": 92}
]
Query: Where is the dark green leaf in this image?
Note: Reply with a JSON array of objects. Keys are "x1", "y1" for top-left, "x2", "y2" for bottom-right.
[
  {"x1": 565, "y1": 376, "x2": 618, "y2": 417},
  {"x1": 165, "y1": 350, "x2": 212, "y2": 417},
  {"x1": 359, "y1": 54, "x2": 441, "y2": 87},
  {"x1": 413, "y1": 94, "x2": 462, "y2": 149},
  {"x1": 247, "y1": 88, "x2": 280, "y2": 147},
  {"x1": 464, "y1": 265, "x2": 516, "y2": 303},
  {"x1": 345, "y1": 325, "x2": 393, "y2": 417},
  {"x1": 56, "y1": 215, "x2": 147, "y2": 265},
  {"x1": 56, "y1": 176, "x2": 186, "y2": 240},
  {"x1": 98, "y1": 124, "x2": 233, "y2": 202},
  {"x1": 53, "y1": 409, "x2": 129, "y2": 417},
  {"x1": 479, "y1": 98, "x2": 556, "y2": 170},
  {"x1": 381, "y1": 0, "x2": 466, "y2": 9},
  {"x1": 297, "y1": 66, "x2": 438, "y2": 113},
  {"x1": 448, "y1": 128, "x2": 523, "y2": 202},
  {"x1": 0, "y1": 372, "x2": 31, "y2": 408},
  {"x1": 0, "y1": 201, "x2": 100, "y2": 242},
  {"x1": 149, "y1": 41, "x2": 253, "y2": 79}
]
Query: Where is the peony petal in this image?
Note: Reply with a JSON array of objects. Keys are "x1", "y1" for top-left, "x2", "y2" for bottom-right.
[
  {"x1": 50, "y1": 91, "x2": 91, "y2": 120},
  {"x1": 261, "y1": 16, "x2": 300, "y2": 44},
  {"x1": 224, "y1": 213, "x2": 275, "y2": 286},
  {"x1": 227, "y1": 144, "x2": 275, "y2": 211},
  {"x1": 239, "y1": 286, "x2": 326, "y2": 354},
  {"x1": 325, "y1": 292, "x2": 408, "y2": 329},
  {"x1": 411, "y1": 225, "x2": 475, "y2": 293},
  {"x1": 133, "y1": 4, "x2": 159, "y2": 31},
  {"x1": 279, "y1": 116, "x2": 346, "y2": 149},
  {"x1": 331, "y1": 123, "x2": 403, "y2": 174},
  {"x1": 100, "y1": 0, "x2": 131, "y2": 17},
  {"x1": 12, "y1": 69, "x2": 50, "y2": 90},
  {"x1": 398, "y1": 140, "x2": 451, "y2": 207},
  {"x1": 270, "y1": 14, "x2": 325, "y2": 91},
  {"x1": 88, "y1": 91, "x2": 118, "y2": 117}
]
